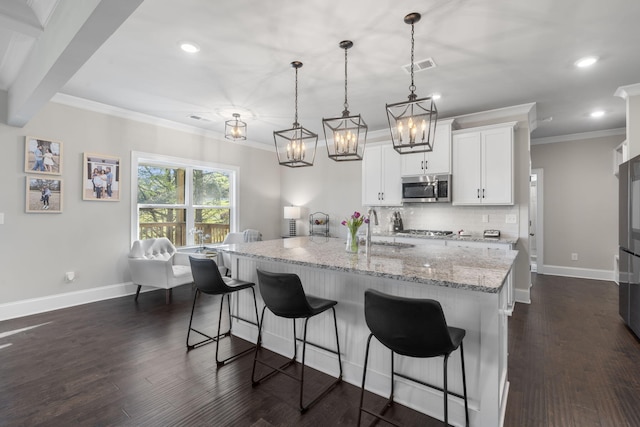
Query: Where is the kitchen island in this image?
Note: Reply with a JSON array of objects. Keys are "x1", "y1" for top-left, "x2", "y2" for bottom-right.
[{"x1": 221, "y1": 236, "x2": 517, "y2": 427}]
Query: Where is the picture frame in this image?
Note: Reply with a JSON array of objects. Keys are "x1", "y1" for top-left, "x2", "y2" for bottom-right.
[
  {"x1": 26, "y1": 176, "x2": 63, "y2": 213},
  {"x1": 25, "y1": 136, "x2": 63, "y2": 175},
  {"x1": 83, "y1": 153, "x2": 121, "y2": 201}
]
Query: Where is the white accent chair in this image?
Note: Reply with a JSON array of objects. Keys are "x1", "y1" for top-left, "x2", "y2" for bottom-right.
[
  {"x1": 128, "y1": 237, "x2": 194, "y2": 303},
  {"x1": 220, "y1": 230, "x2": 262, "y2": 276}
]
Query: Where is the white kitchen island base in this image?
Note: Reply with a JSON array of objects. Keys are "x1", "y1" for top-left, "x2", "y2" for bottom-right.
[{"x1": 223, "y1": 238, "x2": 515, "y2": 427}]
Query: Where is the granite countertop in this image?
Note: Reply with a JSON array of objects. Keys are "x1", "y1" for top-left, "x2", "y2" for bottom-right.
[
  {"x1": 220, "y1": 236, "x2": 518, "y2": 293},
  {"x1": 373, "y1": 230, "x2": 519, "y2": 245}
]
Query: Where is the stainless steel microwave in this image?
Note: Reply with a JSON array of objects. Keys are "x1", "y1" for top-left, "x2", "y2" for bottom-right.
[{"x1": 401, "y1": 174, "x2": 451, "y2": 203}]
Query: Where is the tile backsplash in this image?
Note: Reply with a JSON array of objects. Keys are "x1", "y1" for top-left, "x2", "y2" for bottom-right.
[{"x1": 372, "y1": 204, "x2": 520, "y2": 238}]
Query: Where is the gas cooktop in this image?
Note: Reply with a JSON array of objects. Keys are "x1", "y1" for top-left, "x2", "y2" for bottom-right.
[{"x1": 397, "y1": 229, "x2": 454, "y2": 237}]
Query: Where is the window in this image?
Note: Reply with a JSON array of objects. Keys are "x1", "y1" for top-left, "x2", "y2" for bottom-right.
[{"x1": 131, "y1": 152, "x2": 238, "y2": 247}]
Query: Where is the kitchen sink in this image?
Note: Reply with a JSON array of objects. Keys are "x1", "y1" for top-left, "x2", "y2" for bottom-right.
[{"x1": 371, "y1": 241, "x2": 415, "y2": 249}]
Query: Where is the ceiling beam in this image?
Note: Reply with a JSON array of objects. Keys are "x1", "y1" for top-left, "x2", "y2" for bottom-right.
[{"x1": 6, "y1": 0, "x2": 143, "y2": 128}]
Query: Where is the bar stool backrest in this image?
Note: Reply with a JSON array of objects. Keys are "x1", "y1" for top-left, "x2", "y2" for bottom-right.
[
  {"x1": 364, "y1": 289, "x2": 456, "y2": 358},
  {"x1": 189, "y1": 257, "x2": 234, "y2": 295},
  {"x1": 257, "y1": 269, "x2": 313, "y2": 318}
]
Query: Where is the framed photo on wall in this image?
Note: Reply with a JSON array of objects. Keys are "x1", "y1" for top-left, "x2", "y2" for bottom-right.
[
  {"x1": 83, "y1": 153, "x2": 121, "y2": 201},
  {"x1": 24, "y1": 136, "x2": 63, "y2": 175},
  {"x1": 26, "y1": 176, "x2": 63, "y2": 213}
]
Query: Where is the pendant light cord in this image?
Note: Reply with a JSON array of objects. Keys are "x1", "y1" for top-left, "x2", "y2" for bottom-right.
[
  {"x1": 409, "y1": 21, "x2": 416, "y2": 98},
  {"x1": 343, "y1": 46, "x2": 349, "y2": 114},
  {"x1": 294, "y1": 66, "x2": 299, "y2": 127}
]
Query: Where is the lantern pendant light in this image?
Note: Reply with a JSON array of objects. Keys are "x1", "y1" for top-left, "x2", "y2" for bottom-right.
[
  {"x1": 274, "y1": 61, "x2": 318, "y2": 167},
  {"x1": 386, "y1": 12, "x2": 438, "y2": 154},
  {"x1": 225, "y1": 113, "x2": 247, "y2": 140},
  {"x1": 322, "y1": 40, "x2": 368, "y2": 161}
]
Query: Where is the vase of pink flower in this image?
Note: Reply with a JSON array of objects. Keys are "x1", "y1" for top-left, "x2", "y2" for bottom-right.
[{"x1": 342, "y1": 211, "x2": 369, "y2": 253}]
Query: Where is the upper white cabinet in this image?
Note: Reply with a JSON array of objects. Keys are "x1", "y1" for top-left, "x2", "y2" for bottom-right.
[
  {"x1": 362, "y1": 144, "x2": 402, "y2": 206},
  {"x1": 452, "y1": 122, "x2": 516, "y2": 205},
  {"x1": 401, "y1": 119, "x2": 456, "y2": 176}
]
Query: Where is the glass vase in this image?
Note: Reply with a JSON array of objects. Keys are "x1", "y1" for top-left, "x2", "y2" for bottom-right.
[{"x1": 346, "y1": 229, "x2": 359, "y2": 253}]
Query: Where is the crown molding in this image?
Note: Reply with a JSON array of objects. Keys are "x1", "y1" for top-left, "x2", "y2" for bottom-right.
[
  {"x1": 531, "y1": 127, "x2": 626, "y2": 145},
  {"x1": 615, "y1": 83, "x2": 640, "y2": 100},
  {"x1": 447, "y1": 102, "x2": 537, "y2": 130},
  {"x1": 50, "y1": 93, "x2": 274, "y2": 152}
]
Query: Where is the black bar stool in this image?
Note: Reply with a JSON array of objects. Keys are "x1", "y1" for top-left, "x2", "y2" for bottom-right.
[
  {"x1": 358, "y1": 289, "x2": 469, "y2": 427},
  {"x1": 252, "y1": 269, "x2": 343, "y2": 413},
  {"x1": 186, "y1": 256, "x2": 260, "y2": 367}
]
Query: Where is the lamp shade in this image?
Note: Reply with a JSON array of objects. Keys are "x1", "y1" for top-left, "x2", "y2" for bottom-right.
[{"x1": 283, "y1": 206, "x2": 301, "y2": 219}]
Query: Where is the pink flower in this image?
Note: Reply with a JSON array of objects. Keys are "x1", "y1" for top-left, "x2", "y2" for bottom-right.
[{"x1": 353, "y1": 212, "x2": 361, "y2": 219}]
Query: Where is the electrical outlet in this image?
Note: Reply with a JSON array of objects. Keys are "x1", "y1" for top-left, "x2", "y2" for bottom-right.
[
  {"x1": 571, "y1": 253, "x2": 578, "y2": 261},
  {"x1": 482, "y1": 214, "x2": 489, "y2": 223},
  {"x1": 505, "y1": 214, "x2": 517, "y2": 224}
]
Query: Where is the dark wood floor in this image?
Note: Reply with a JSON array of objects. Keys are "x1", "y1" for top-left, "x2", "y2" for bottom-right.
[{"x1": 1, "y1": 274, "x2": 639, "y2": 426}]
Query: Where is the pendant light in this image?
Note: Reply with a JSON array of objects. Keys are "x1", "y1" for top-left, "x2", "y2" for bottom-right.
[
  {"x1": 322, "y1": 40, "x2": 368, "y2": 161},
  {"x1": 274, "y1": 61, "x2": 318, "y2": 168},
  {"x1": 225, "y1": 113, "x2": 247, "y2": 140},
  {"x1": 386, "y1": 12, "x2": 438, "y2": 154}
]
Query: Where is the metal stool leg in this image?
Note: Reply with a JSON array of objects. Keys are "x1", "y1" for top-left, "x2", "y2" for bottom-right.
[
  {"x1": 460, "y1": 342, "x2": 469, "y2": 427},
  {"x1": 443, "y1": 354, "x2": 450, "y2": 426}
]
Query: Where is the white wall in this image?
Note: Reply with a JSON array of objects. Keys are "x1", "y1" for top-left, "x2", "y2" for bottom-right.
[
  {"x1": 0, "y1": 101, "x2": 281, "y2": 306},
  {"x1": 531, "y1": 134, "x2": 623, "y2": 273}
]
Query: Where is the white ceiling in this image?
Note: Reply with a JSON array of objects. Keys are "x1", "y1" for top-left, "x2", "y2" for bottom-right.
[{"x1": 1, "y1": 0, "x2": 639, "y2": 146}]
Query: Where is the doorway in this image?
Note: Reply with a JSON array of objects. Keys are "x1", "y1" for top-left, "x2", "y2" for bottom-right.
[{"x1": 530, "y1": 169, "x2": 544, "y2": 276}]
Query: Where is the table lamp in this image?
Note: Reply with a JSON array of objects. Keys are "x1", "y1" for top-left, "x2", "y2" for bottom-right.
[{"x1": 284, "y1": 206, "x2": 301, "y2": 237}]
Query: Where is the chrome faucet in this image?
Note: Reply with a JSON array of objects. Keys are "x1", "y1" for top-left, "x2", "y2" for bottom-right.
[{"x1": 365, "y1": 208, "x2": 379, "y2": 254}]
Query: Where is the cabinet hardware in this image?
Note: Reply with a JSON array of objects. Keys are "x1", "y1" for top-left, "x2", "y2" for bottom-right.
[
  {"x1": 477, "y1": 189, "x2": 480, "y2": 198},
  {"x1": 482, "y1": 188, "x2": 485, "y2": 198}
]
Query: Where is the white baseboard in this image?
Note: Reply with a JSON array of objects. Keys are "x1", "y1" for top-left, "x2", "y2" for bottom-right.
[
  {"x1": 0, "y1": 282, "x2": 140, "y2": 321},
  {"x1": 515, "y1": 288, "x2": 531, "y2": 304},
  {"x1": 540, "y1": 265, "x2": 615, "y2": 282}
]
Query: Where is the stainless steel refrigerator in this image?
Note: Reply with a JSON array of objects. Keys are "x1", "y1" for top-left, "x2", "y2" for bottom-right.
[{"x1": 619, "y1": 155, "x2": 640, "y2": 338}]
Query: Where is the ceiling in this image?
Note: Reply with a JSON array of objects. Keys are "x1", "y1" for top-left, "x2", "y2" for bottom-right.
[{"x1": 1, "y1": 0, "x2": 639, "y2": 147}]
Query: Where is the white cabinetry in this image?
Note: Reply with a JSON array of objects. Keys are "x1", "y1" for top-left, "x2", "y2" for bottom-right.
[
  {"x1": 452, "y1": 122, "x2": 516, "y2": 205},
  {"x1": 614, "y1": 140, "x2": 628, "y2": 176},
  {"x1": 401, "y1": 119, "x2": 456, "y2": 176},
  {"x1": 362, "y1": 144, "x2": 402, "y2": 206}
]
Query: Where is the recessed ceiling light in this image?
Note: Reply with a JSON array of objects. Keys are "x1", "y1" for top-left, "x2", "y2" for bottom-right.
[
  {"x1": 431, "y1": 93, "x2": 442, "y2": 100},
  {"x1": 180, "y1": 42, "x2": 200, "y2": 53},
  {"x1": 590, "y1": 110, "x2": 605, "y2": 118},
  {"x1": 575, "y1": 56, "x2": 598, "y2": 68}
]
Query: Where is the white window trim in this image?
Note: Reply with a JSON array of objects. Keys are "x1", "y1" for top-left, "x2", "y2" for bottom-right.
[{"x1": 130, "y1": 151, "x2": 240, "y2": 246}]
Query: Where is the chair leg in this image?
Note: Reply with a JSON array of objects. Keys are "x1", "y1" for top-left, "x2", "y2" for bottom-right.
[
  {"x1": 253, "y1": 308, "x2": 341, "y2": 413},
  {"x1": 443, "y1": 354, "x2": 450, "y2": 426},
  {"x1": 186, "y1": 290, "x2": 200, "y2": 349},
  {"x1": 134, "y1": 285, "x2": 141, "y2": 301},
  {"x1": 357, "y1": 333, "x2": 374, "y2": 427},
  {"x1": 358, "y1": 335, "x2": 400, "y2": 427},
  {"x1": 460, "y1": 342, "x2": 469, "y2": 427},
  {"x1": 188, "y1": 288, "x2": 259, "y2": 367},
  {"x1": 297, "y1": 309, "x2": 342, "y2": 413},
  {"x1": 252, "y1": 307, "x2": 296, "y2": 386},
  {"x1": 165, "y1": 288, "x2": 172, "y2": 304}
]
